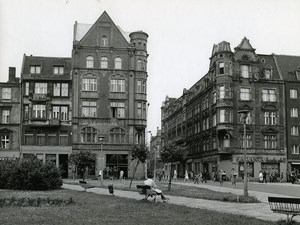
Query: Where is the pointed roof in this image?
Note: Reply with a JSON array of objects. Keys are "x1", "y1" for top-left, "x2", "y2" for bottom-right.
[
  {"x1": 211, "y1": 41, "x2": 232, "y2": 57},
  {"x1": 73, "y1": 11, "x2": 130, "y2": 43},
  {"x1": 235, "y1": 37, "x2": 255, "y2": 51}
]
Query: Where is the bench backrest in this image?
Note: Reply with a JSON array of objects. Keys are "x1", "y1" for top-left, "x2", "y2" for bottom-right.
[{"x1": 268, "y1": 197, "x2": 300, "y2": 213}]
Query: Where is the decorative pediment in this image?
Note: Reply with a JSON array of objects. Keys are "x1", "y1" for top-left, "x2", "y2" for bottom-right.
[
  {"x1": 238, "y1": 104, "x2": 253, "y2": 111},
  {"x1": 261, "y1": 127, "x2": 279, "y2": 134},
  {"x1": 239, "y1": 127, "x2": 253, "y2": 133},
  {"x1": 261, "y1": 104, "x2": 277, "y2": 111},
  {"x1": 0, "y1": 128, "x2": 12, "y2": 134}
]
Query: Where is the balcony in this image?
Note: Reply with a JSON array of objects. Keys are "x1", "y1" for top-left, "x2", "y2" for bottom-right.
[
  {"x1": 217, "y1": 147, "x2": 232, "y2": 155},
  {"x1": 216, "y1": 123, "x2": 233, "y2": 132},
  {"x1": 29, "y1": 93, "x2": 50, "y2": 102},
  {"x1": 29, "y1": 118, "x2": 60, "y2": 127}
]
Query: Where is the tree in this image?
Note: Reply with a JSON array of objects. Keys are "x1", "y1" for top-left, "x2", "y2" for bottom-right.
[
  {"x1": 161, "y1": 143, "x2": 188, "y2": 191},
  {"x1": 129, "y1": 144, "x2": 149, "y2": 188},
  {"x1": 69, "y1": 150, "x2": 96, "y2": 181}
]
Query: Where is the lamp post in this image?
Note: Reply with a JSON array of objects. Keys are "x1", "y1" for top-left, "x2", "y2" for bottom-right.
[
  {"x1": 99, "y1": 135, "x2": 105, "y2": 186},
  {"x1": 153, "y1": 145, "x2": 157, "y2": 180},
  {"x1": 238, "y1": 110, "x2": 249, "y2": 197}
]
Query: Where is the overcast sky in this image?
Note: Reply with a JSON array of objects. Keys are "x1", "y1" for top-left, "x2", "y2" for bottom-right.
[{"x1": 1, "y1": 0, "x2": 300, "y2": 137}]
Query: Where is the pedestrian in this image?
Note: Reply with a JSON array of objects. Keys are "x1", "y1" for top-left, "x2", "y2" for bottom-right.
[
  {"x1": 119, "y1": 170, "x2": 124, "y2": 180},
  {"x1": 219, "y1": 170, "x2": 223, "y2": 186},
  {"x1": 98, "y1": 169, "x2": 102, "y2": 179},
  {"x1": 144, "y1": 174, "x2": 168, "y2": 202},
  {"x1": 184, "y1": 170, "x2": 189, "y2": 182},
  {"x1": 258, "y1": 171, "x2": 263, "y2": 183},
  {"x1": 230, "y1": 168, "x2": 237, "y2": 187},
  {"x1": 263, "y1": 170, "x2": 267, "y2": 183},
  {"x1": 202, "y1": 170, "x2": 207, "y2": 183},
  {"x1": 173, "y1": 169, "x2": 177, "y2": 181}
]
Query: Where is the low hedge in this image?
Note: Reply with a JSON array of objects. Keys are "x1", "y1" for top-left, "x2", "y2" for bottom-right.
[{"x1": 0, "y1": 158, "x2": 62, "y2": 190}]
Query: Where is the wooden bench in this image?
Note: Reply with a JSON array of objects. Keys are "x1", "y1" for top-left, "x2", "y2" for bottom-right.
[
  {"x1": 268, "y1": 196, "x2": 300, "y2": 222},
  {"x1": 136, "y1": 185, "x2": 157, "y2": 202}
]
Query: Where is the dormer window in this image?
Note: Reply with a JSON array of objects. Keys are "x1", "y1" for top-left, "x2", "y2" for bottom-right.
[
  {"x1": 101, "y1": 36, "x2": 108, "y2": 47},
  {"x1": 53, "y1": 66, "x2": 64, "y2": 75},
  {"x1": 30, "y1": 65, "x2": 41, "y2": 74},
  {"x1": 86, "y1": 56, "x2": 94, "y2": 68},
  {"x1": 241, "y1": 65, "x2": 249, "y2": 78},
  {"x1": 264, "y1": 69, "x2": 272, "y2": 79}
]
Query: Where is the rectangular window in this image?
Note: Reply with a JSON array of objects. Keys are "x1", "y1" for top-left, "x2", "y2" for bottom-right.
[
  {"x1": 137, "y1": 80, "x2": 142, "y2": 93},
  {"x1": 24, "y1": 131, "x2": 33, "y2": 145},
  {"x1": 0, "y1": 134, "x2": 10, "y2": 149},
  {"x1": 82, "y1": 78, "x2": 97, "y2": 91},
  {"x1": 291, "y1": 108, "x2": 298, "y2": 117},
  {"x1": 212, "y1": 91, "x2": 217, "y2": 104},
  {"x1": 37, "y1": 131, "x2": 46, "y2": 146},
  {"x1": 25, "y1": 82, "x2": 29, "y2": 95},
  {"x1": 242, "y1": 134, "x2": 252, "y2": 148},
  {"x1": 32, "y1": 104, "x2": 46, "y2": 119},
  {"x1": 60, "y1": 106, "x2": 68, "y2": 121},
  {"x1": 219, "y1": 85, "x2": 225, "y2": 99},
  {"x1": 291, "y1": 145, "x2": 300, "y2": 154},
  {"x1": 61, "y1": 83, "x2": 68, "y2": 96},
  {"x1": 2, "y1": 110, "x2": 10, "y2": 124},
  {"x1": 110, "y1": 79, "x2": 125, "y2": 92},
  {"x1": 240, "y1": 87, "x2": 251, "y2": 100},
  {"x1": 59, "y1": 131, "x2": 68, "y2": 146},
  {"x1": 53, "y1": 83, "x2": 61, "y2": 96},
  {"x1": 290, "y1": 89, "x2": 298, "y2": 99},
  {"x1": 30, "y1": 65, "x2": 41, "y2": 74},
  {"x1": 241, "y1": 65, "x2": 249, "y2": 78},
  {"x1": 2, "y1": 88, "x2": 11, "y2": 99},
  {"x1": 212, "y1": 114, "x2": 217, "y2": 126},
  {"x1": 52, "y1": 106, "x2": 60, "y2": 119},
  {"x1": 53, "y1": 66, "x2": 64, "y2": 75},
  {"x1": 35, "y1": 83, "x2": 47, "y2": 94},
  {"x1": 291, "y1": 126, "x2": 299, "y2": 136},
  {"x1": 111, "y1": 102, "x2": 125, "y2": 118},
  {"x1": 48, "y1": 132, "x2": 57, "y2": 146},
  {"x1": 263, "y1": 135, "x2": 277, "y2": 149},
  {"x1": 82, "y1": 101, "x2": 97, "y2": 117},
  {"x1": 219, "y1": 62, "x2": 224, "y2": 75},
  {"x1": 262, "y1": 88, "x2": 276, "y2": 102},
  {"x1": 219, "y1": 109, "x2": 231, "y2": 123},
  {"x1": 24, "y1": 105, "x2": 29, "y2": 120}
]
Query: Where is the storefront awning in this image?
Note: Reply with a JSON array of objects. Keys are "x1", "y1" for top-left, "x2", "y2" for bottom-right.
[{"x1": 291, "y1": 162, "x2": 300, "y2": 165}]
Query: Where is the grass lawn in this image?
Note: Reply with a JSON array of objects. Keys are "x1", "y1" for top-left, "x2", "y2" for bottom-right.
[
  {"x1": 0, "y1": 189, "x2": 275, "y2": 225},
  {"x1": 64, "y1": 179, "x2": 257, "y2": 203}
]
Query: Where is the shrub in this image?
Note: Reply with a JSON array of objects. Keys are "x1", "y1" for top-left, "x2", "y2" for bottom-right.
[
  {"x1": 0, "y1": 157, "x2": 62, "y2": 190},
  {"x1": 0, "y1": 197, "x2": 74, "y2": 207}
]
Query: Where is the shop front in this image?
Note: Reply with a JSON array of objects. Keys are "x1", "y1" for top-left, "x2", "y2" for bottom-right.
[{"x1": 233, "y1": 155, "x2": 286, "y2": 180}]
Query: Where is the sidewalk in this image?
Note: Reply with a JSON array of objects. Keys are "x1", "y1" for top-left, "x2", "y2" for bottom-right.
[{"x1": 62, "y1": 183, "x2": 300, "y2": 222}]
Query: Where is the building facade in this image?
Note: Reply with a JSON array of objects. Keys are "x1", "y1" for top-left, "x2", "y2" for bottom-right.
[
  {"x1": 72, "y1": 11, "x2": 149, "y2": 178},
  {"x1": 162, "y1": 38, "x2": 300, "y2": 180},
  {"x1": 0, "y1": 67, "x2": 21, "y2": 160},
  {"x1": 20, "y1": 55, "x2": 72, "y2": 178}
]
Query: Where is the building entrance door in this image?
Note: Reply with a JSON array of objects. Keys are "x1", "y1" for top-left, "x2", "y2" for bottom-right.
[{"x1": 106, "y1": 154, "x2": 128, "y2": 179}]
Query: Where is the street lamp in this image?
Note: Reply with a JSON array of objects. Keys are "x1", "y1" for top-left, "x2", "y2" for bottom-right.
[
  {"x1": 99, "y1": 135, "x2": 105, "y2": 186},
  {"x1": 238, "y1": 109, "x2": 249, "y2": 197}
]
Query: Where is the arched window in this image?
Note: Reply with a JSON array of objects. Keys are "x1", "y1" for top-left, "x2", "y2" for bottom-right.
[
  {"x1": 101, "y1": 36, "x2": 108, "y2": 47},
  {"x1": 109, "y1": 127, "x2": 126, "y2": 144},
  {"x1": 81, "y1": 127, "x2": 97, "y2": 143},
  {"x1": 115, "y1": 57, "x2": 122, "y2": 69},
  {"x1": 86, "y1": 56, "x2": 94, "y2": 68},
  {"x1": 137, "y1": 59, "x2": 142, "y2": 70},
  {"x1": 101, "y1": 57, "x2": 108, "y2": 69}
]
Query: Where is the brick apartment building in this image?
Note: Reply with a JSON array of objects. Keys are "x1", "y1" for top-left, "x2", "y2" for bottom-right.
[
  {"x1": 71, "y1": 11, "x2": 148, "y2": 178},
  {"x1": 161, "y1": 38, "x2": 300, "y2": 180},
  {"x1": 20, "y1": 56, "x2": 72, "y2": 178},
  {"x1": 0, "y1": 67, "x2": 21, "y2": 160}
]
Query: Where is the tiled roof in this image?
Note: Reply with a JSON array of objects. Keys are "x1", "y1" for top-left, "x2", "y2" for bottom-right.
[
  {"x1": 22, "y1": 55, "x2": 71, "y2": 78},
  {"x1": 74, "y1": 23, "x2": 93, "y2": 42},
  {"x1": 273, "y1": 55, "x2": 300, "y2": 80},
  {"x1": 257, "y1": 54, "x2": 281, "y2": 80}
]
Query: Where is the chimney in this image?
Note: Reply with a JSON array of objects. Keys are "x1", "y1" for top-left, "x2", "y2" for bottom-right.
[{"x1": 9, "y1": 67, "x2": 16, "y2": 82}]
